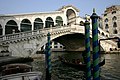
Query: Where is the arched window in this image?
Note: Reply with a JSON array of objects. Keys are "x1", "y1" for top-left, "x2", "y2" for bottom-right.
[
  {"x1": 45, "y1": 17, "x2": 54, "y2": 28},
  {"x1": 0, "y1": 24, "x2": 2, "y2": 35},
  {"x1": 56, "y1": 16, "x2": 63, "y2": 26},
  {"x1": 106, "y1": 35, "x2": 108, "y2": 37},
  {"x1": 66, "y1": 9, "x2": 76, "y2": 25},
  {"x1": 112, "y1": 16, "x2": 117, "y2": 21},
  {"x1": 105, "y1": 24, "x2": 109, "y2": 29},
  {"x1": 113, "y1": 22, "x2": 117, "y2": 28},
  {"x1": 102, "y1": 32, "x2": 105, "y2": 36},
  {"x1": 104, "y1": 18, "x2": 108, "y2": 23},
  {"x1": 34, "y1": 18, "x2": 43, "y2": 30},
  {"x1": 113, "y1": 29, "x2": 117, "y2": 34},
  {"x1": 20, "y1": 19, "x2": 32, "y2": 32},
  {"x1": 5, "y1": 20, "x2": 18, "y2": 34}
]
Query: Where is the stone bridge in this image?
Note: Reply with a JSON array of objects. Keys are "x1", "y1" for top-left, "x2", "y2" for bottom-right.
[
  {"x1": 0, "y1": 5, "x2": 117, "y2": 57},
  {"x1": 0, "y1": 25, "x2": 117, "y2": 57}
]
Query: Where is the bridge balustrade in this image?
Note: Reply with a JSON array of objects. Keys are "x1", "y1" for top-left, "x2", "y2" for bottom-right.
[{"x1": 0, "y1": 26, "x2": 73, "y2": 43}]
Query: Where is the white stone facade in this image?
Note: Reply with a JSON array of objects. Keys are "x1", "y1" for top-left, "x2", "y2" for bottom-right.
[
  {"x1": 102, "y1": 5, "x2": 120, "y2": 37},
  {"x1": 0, "y1": 5, "x2": 118, "y2": 57},
  {"x1": 0, "y1": 5, "x2": 83, "y2": 35}
]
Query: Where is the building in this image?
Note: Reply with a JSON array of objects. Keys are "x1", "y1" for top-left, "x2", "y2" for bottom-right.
[{"x1": 102, "y1": 5, "x2": 120, "y2": 37}]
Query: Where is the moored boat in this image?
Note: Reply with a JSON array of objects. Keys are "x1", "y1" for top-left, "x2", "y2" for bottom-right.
[
  {"x1": 0, "y1": 63, "x2": 43, "y2": 80},
  {"x1": 58, "y1": 56, "x2": 105, "y2": 71}
]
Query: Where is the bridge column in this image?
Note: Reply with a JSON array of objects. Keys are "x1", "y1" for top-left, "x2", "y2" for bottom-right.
[
  {"x1": 31, "y1": 21, "x2": 34, "y2": 31},
  {"x1": 2, "y1": 23, "x2": 5, "y2": 35},
  {"x1": 90, "y1": 9, "x2": 100, "y2": 80}
]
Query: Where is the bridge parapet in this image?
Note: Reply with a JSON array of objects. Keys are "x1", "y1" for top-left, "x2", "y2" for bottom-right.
[
  {"x1": 70, "y1": 24, "x2": 85, "y2": 34},
  {"x1": 0, "y1": 26, "x2": 73, "y2": 45}
]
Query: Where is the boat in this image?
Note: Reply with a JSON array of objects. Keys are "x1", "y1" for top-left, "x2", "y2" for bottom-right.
[
  {"x1": 58, "y1": 56, "x2": 105, "y2": 71},
  {"x1": 0, "y1": 63, "x2": 43, "y2": 80}
]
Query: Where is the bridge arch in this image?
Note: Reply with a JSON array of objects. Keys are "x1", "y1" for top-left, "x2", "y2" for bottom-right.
[
  {"x1": 45, "y1": 17, "x2": 54, "y2": 28},
  {"x1": 5, "y1": 20, "x2": 18, "y2": 34},
  {"x1": 20, "y1": 19, "x2": 32, "y2": 32},
  {"x1": 66, "y1": 9, "x2": 76, "y2": 25},
  {"x1": 52, "y1": 33, "x2": 93, "y2": 51},
  {"x1": 34, "y1": 18, "x2": 43, "y2": 30},
  {"x1": 55, "y1": 16, "x2": 63, "y2": 26}
]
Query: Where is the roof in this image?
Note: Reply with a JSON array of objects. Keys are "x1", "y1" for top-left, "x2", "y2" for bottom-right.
[
  {"x1": 57, "y1": 5, "x2": 80, "y2": 12},
  {"x1": 104, "y1": 5, "x2": 120, "y2": 14}
]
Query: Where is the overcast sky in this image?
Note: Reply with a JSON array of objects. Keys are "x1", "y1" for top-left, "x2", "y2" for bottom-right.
[{"x1": 0, "y1": 0, "x2": 120, "y2": 17}]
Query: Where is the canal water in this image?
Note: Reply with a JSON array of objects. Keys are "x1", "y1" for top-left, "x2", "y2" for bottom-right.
[{"x1": 30, "y1": 52, "x2": 120, "y2": 80}]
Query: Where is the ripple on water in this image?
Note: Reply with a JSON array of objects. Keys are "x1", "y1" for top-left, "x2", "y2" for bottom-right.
[{"x1": 30, "y1": 52, "x2": 120, "y2": 80}]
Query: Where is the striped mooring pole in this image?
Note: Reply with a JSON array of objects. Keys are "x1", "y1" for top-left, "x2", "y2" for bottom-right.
[
  {"x1": 45, "y1": 32, "x2": 52, "y2": 80},
  {"x1": 90, "y1": 9, "x2": 100, "y2": 80},
  {"x1": 84, "y1": 20, "x2": 91, "y2": 80}
]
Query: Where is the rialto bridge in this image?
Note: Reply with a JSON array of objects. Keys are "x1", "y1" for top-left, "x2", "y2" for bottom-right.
[{"x1": 0, "y1": 5, "x2": 118, "y2": 57}]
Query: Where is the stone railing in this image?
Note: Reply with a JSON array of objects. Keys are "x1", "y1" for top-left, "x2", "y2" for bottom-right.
[{"x1": 0, "y1": 26, "x2": 73, "y2": 44}]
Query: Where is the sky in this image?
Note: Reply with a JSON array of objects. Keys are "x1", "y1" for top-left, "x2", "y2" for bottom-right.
[{"x1": 0, "y1": 0, "x2": 120, "y2": 17}]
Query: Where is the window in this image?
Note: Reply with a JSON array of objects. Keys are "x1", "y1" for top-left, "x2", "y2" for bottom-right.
[
  {"x1": 60, "y1": 46, "x2": 63, "y2": 48},
  {"x1": 106, "y1": 30, "x2": 109, "y2": 33},
  {"x1": 105, "y1": 24, "x2": 109, "y2": 29},
  {"x1": 104, "y1": 18, "x2": 108, "y2": 23},
  {"x1": 112, "y1": 16, "x2": 117, "y2": 21},
  {"x1": 113, "y1": 29, "x2": 118, "y2": 34},
  {"x1": 112, "y1": 11, "x2": 116, "y2": 14},
  {"x1": 104, "y1": 14, "x2": 107, "y2": 16},
  {"x1": 102, "y1": 32, "x2": 105, "y2": 36},
  {"x1": 106, "y1": 35, "x2": 108, "y2": 37},
  {"x1": 113, "y1": 22, "x2": 117, "y2": 28},
  {"x1": 54, "y1": 46, "x2": 58, "y2": 48}
]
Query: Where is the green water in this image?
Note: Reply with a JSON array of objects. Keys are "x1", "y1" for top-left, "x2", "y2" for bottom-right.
[{"x1": 30, "y1": 52, "x2": 120, "y2": 80}]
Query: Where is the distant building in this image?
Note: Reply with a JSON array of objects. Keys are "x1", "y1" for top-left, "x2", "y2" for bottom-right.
[
  {"x1": 102, "y1": 5, "x2": 120, "y2": 37},
  {"x1": 50, "y1": 41, "x2": 65, "y2": 51}
]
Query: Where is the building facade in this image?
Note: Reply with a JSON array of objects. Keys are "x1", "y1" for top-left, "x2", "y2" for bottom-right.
[{"x1": 102, "y1": 5, "x2": 120, "y2": 37}]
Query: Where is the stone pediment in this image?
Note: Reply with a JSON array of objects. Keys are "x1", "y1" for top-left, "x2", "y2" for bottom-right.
[{"x1": 57, "y1": 5, "x2": 80, "y2": 12}]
